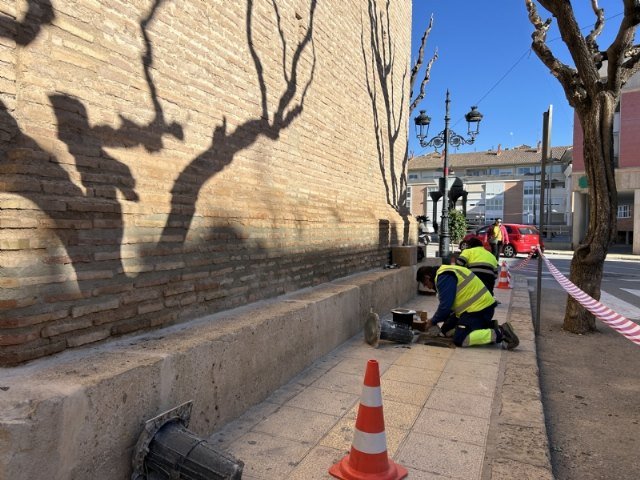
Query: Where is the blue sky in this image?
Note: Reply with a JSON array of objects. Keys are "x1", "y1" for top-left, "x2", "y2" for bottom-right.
[{"x1": 409, "y1": 1, "x2": 624, "y2": 156}]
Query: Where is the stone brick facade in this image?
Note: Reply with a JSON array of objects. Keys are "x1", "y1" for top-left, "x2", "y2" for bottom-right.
[{"x1": 0, "y1": 0, "x2": 413, "y2": 364}]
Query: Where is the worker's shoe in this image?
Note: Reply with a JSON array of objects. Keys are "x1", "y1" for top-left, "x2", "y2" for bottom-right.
[{"x1": 500, "y1": 322, "x2": 519, "y2": 350}]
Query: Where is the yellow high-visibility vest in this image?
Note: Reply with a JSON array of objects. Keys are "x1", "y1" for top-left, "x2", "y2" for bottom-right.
[
  {"x1": 458, "y1": 247, "x2": 498, "y2": 278},
  {"x1": 435, "y1": 265, "x2": 495, "y2": 316}
]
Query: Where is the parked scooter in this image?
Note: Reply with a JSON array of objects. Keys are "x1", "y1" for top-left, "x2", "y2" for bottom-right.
[{"x1": 416, "y1": 215, "x2": 434, "y2": 261}]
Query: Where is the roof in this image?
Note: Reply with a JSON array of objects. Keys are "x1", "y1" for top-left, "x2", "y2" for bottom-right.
[{"x1": 408, "y1": 144, "x2": 573, "y2": 170}]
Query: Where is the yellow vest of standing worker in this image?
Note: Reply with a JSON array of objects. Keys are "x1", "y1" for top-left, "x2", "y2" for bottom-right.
[
  {"x1": 458, "y1": 246, "x2": 498, "y2": 277},
  {"x1": 435, "y1": 265, "x2": 495, "y2": 316}
]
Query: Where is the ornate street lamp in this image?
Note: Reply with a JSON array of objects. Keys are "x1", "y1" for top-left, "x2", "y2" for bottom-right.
[{"x1": 414, "y1": 90, "x2": 483, "y2": 264}]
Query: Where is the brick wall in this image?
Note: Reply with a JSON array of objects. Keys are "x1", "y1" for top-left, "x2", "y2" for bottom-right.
[{"x1": 0, "y1": 0, "x2": 413, "y2": 364}]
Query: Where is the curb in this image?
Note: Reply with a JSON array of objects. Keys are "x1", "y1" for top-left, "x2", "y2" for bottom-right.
[{"x1": 483, "y1": 274, "x2": 555, "y2": 479}]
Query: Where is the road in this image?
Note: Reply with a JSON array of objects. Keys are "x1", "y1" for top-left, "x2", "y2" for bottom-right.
[{"x1": 504, "y1": 252, "x2": 640, "y2": 320}]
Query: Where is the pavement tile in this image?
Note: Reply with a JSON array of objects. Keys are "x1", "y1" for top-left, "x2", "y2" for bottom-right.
[
  {"x1": 208, "y1": 401, "x2": 281, "y2": 449},
  {"x1": 412, "y1": 408, "x2": 490, "y2": 446},
  {"x1": 265, "y1": 380, "x2": 307, "y2": 405},
  {"x1": 405, "y1": 466, "x2": 457, "y2": 479},
  {"x1": 340, "y1": 342, "x2": 408, "y2": 363},
  {"x1": 329, "y1": 356, "x2": 392, "y2": 376},
  {"x1": 286, "y1": 445, "x2": 343, "y2": 480},
  {"x1": 396, "y1": 431, "x2": 484, "y2": 479},
  {"x1": 451, "y1": 347, "x2": 501, "y2": 365},
  {"x1": 380, "y1": 398, "x2": 422, "y2": 430},
  {"x1": 426, "y1": 388, "x2": 494, "y2": 419},
  {"x1": 435, "y1": 371, "x2": 496, "y2": 398},
  {"x1": 383, "y1": 363, "x2": 443, "y2": 386},
  {"x1": 226, "y1": 431, "x2": 311, "y2": 479},
  {"x1": 318, "y1": 416, "x2": 355, "y2": 452},
  {"x1": 310, "y1": 369, "x2": 364, "y2": 395},
  {"x1": 443, "y1": 358, "x2": 500, "y2": 381},
  {"x1": 394, "y1": 351, "x2": 448, "y2": 371},
  {"x1": 285, "y1": 385, "x2": 359, "y2": 416},
  {"x1": 252, "y1": 405, "x2": 339, "y2": 444},
  {"x1": 380, "y1": 377, "x2": 433, "y2": 406}
]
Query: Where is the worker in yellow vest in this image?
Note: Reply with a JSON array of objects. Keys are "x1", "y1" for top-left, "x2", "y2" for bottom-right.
[
  {"x1": 456, "y1": 237, "x2": 498, "y2": 294},
  {"x1": 416, "y1": 264, "x2": 519, "y2": 349}
]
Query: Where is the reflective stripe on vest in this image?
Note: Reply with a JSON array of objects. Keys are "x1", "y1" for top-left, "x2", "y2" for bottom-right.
[
  {"x1": 436, "y1": 265, "x2": 495, "y2": 316},
  {"x1": 459, "y1": 248, "x2": 498, "y2": 277}
]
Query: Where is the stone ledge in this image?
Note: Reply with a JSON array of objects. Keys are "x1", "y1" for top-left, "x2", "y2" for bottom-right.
[{"x1": 0, "y1": 266, "x2": 416, "y2": 479}]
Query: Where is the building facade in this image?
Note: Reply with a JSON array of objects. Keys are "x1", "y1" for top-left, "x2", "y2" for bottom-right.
[
  {"x1": 407, "y1": 144, "x2": 573, "y2": 234},
  {"x1": 0, "y1": 0, "x2": 412, "y2": 364},
  {"x1": 571, "y1": 71, "x2": 640, "y2": 253}
]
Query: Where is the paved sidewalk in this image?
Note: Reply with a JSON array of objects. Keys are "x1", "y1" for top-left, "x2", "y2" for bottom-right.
[{"x1": 209, "y1": 275, "x2": 553, "y2": 479}]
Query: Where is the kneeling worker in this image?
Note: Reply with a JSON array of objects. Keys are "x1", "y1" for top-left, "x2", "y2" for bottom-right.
[{"x1": 416, "y1": 264, "x2": 519, "y2": 349}]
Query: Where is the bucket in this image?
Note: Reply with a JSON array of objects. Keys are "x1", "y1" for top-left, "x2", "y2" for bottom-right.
[{"x1": 391, "y1": 308, "x2": 415, "y2": 328}]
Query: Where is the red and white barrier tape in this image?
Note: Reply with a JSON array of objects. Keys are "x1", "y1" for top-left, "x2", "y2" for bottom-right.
[
  {"x1": 509, "y1": 249, "x2": 535, "y2": 271},
  {"x1": 537, "y1": 248, "x2": 640, "y2": 346}
]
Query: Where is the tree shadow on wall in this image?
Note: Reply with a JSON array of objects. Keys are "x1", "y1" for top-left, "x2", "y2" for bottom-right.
[
  {"x1": 0, "y1": 0, "x2": 54, "y2": 46},
  {"x1": 362, "y1": 0, "x2": 410, "y2": 245},
  {"x1": 1, "y1": 0, "x2": 317, "y2": 289},
  {"x1": 0, "y1": 0, "x2": 183, "y2": 283},
  {"x1": 157, "y1": 0, "x2": 317, "y2": 246}
]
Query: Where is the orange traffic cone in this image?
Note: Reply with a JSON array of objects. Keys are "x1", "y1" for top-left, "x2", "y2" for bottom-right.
[
  {"x1": 329, "y1": 360, "x2": 408, "y2": 480},
  {"x1": 496, "y1": 261, "x2": 511, "y2": 289}
]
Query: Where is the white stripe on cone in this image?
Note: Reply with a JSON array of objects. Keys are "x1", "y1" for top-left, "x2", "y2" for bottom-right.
[
  {"x1": 360, "y1": 385, "x2": 383, "y2": 407},
  {"x1": 352, "y1": 430, "x2": 388, "y2": 455}
]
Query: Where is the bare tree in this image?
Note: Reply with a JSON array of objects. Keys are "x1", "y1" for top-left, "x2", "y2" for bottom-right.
[{"x1": 525, "y1": 0, "x2": 640, "y2": 333}]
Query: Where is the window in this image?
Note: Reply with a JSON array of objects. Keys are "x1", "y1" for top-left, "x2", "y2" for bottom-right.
[
  {"x1": 523, "y1": 197, "x2": 539, "y2": 213},
  {"x1": 489, "y1": 168, "x2": 513, "y2": 176},
  {"x1": 485, "y1": 196, "x2": 504, "y2": 210},
  {"x1": 466, "y1": 168, "x2": 487, "y2": 176},
  {"x1": 517, "y1": 166, "x2": 540, "y2": 175},
  {"x1": 618, "y1": 204, "x2": 631, "y2": 218},
  {"x1": 523, "y1": 181, "x2": 540, "y2": 196},
  {"x1": 408, "y1": 173, "x2": 418, "y2": 180},
  {"x1": 549, "y1": 180, "x2": 565, "y2": 189}
]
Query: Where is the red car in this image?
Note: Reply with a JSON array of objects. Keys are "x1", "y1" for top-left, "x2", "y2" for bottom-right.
[{"x1": 459, "y1": 223, "x2": 545, "y2": 257}]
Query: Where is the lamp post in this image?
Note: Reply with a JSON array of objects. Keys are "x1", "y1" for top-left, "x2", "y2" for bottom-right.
[{"x1": 414, "y1": 90, "x2": 483, "y2": 264}]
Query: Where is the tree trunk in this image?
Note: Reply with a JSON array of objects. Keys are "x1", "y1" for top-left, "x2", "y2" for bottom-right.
[{"x1": 564, "y1": 93, "x2": 618, "y2": 333}]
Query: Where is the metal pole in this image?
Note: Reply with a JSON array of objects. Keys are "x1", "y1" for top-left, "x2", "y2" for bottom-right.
[
  {"x1": 533, "y1": 171, "x2": 537, "y2": 225},
  {"x1": 535, "y1": 105, "x2": 552, "y2": 336},
  {"x1": 546, "y1": 176, "x2": 552, "y2": 238},
  {"x1": 440, "y1": 90, "x2": 451, "y2": 264}
]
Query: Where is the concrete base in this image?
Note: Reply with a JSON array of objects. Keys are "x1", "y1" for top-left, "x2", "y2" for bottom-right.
[{"x1": 0, "y1": 266, "x2": 417, "y2": 479}]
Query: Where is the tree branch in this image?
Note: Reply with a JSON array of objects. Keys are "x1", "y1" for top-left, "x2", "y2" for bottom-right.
[
  {"x1": 525, "y1": 0, "x2": 584, "y2": 104},
  {"x1": 585, "y1": 0, "x2": 605, "y2": 62},
  {"x1": 410, "y1": 47, "x2": 438, "y2": 114},
  {"x1": 605, "y1": 0, "x2": 640, "y2": 90}
]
